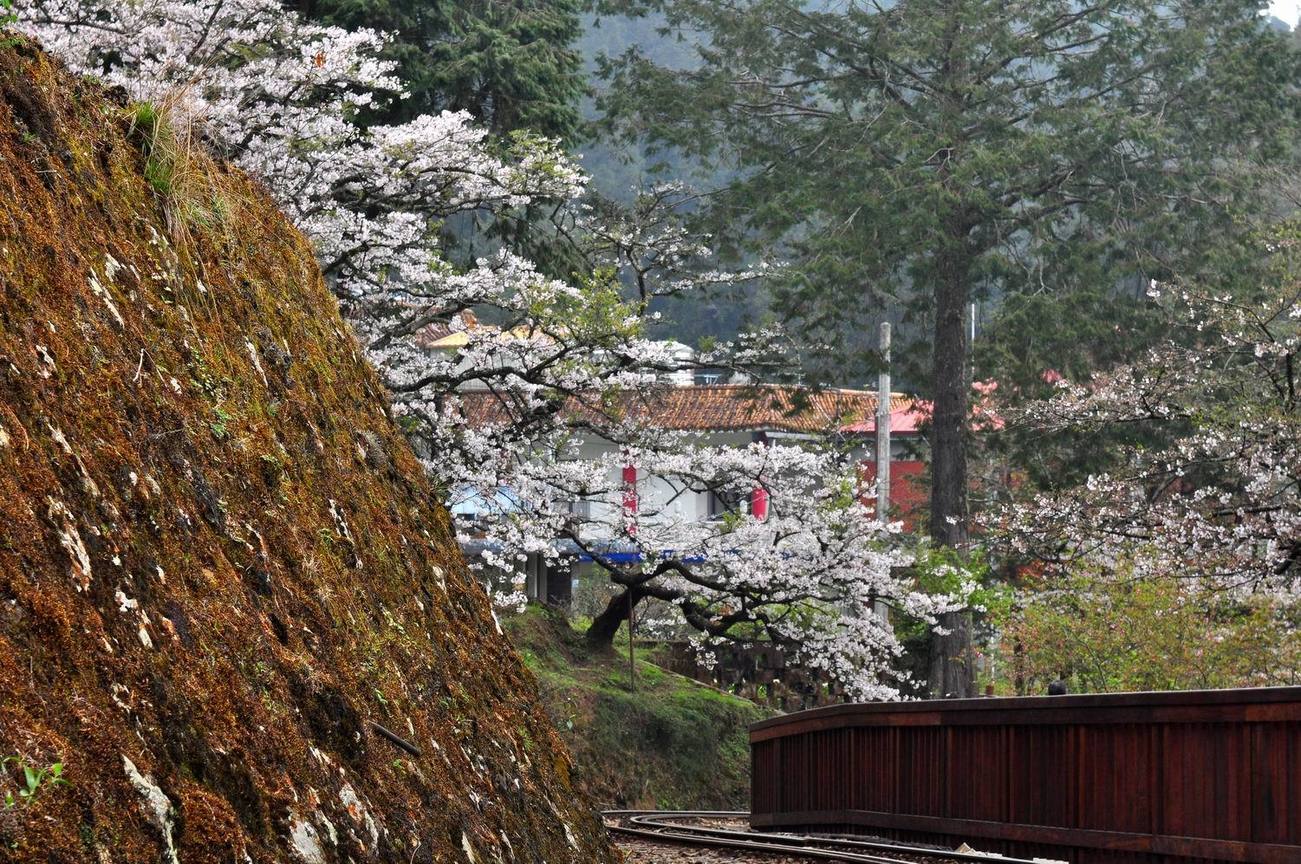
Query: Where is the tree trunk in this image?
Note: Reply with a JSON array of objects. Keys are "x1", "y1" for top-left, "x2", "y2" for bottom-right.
[
  {"x1": 586, "y1": 587, "x2": 636, "y2": 648},
  {"x1": 927, "y1": 224, "x2": 977, "y2": 699},
  {"x1": 928, "y1": 609, "x2": 975, "y2": 698},
  {"x1": 929, "y1": 249, "x2": 969, "y2": 546}
]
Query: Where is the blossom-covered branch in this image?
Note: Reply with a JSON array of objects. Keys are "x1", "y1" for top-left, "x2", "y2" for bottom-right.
[{"x1": 993, "y1": 234, "x2": 1301, "y2": 591}]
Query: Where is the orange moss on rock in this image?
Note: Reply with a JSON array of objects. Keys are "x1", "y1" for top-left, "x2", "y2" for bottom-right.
[{"x1": 0, "y1": 36, "x2": 617, "y2": 864}]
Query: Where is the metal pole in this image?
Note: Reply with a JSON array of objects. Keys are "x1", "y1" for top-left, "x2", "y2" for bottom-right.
[
  {"x1": 875, "y1": 322, "x2": 892, "y2": 524},
  {"x1": 627, "y1": 586, "x2": 635, "y2": 691},
  {"x1": 873, "y1": 323, "x2": 892, "y2": 627}
]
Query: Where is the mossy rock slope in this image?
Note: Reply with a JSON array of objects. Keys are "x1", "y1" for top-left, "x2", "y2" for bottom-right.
[{"x1": 0, "y1": 38, "x2": 616, "y2": 864}]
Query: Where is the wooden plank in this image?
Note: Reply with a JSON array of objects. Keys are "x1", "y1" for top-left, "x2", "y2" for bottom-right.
[
  {"x1": 748, "y1": 686, "x2": 1301, "y2": 735},
  {"x1": 749, "y1": 701, "x2": 1301, "y2": 741}
]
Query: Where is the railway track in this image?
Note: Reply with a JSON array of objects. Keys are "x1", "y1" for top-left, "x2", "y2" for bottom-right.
[{"x1": 602, "y1": 811, "x2": 1050, "y2": 864}]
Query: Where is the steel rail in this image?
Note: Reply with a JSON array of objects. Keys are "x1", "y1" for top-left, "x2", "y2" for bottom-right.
[
  {"x1": 602, "y1": 810, "x2": 1050, "y2": 864},
  {"x1": 605, "y1": 815, "x2": 919, "y2": 864},
  {"x1": 626, "y1": 813, "x2": 1049, "y2": 863}
]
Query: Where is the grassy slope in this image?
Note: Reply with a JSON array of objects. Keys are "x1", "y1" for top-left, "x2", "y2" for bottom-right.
[{"x1": 505, "y1": 604, "x2": 771, "y2": 810}]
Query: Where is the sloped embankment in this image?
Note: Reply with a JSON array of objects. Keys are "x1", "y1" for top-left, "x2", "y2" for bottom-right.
[
  {"x1": 0, "y1": 38, "x2": 616, "y2": 864},
  {"x1": 507, "y1": 606, "x2": 768, "y2": 810}
]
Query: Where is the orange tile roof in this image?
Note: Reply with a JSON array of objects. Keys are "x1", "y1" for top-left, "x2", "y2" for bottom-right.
[
  {"x1": 459, "y1": 384, "x2": 920, "y2": 435},
  {"x1": 413, "y1": 321, "x2": 458, "y2": 349},
  {"x1": 413, "y1": 314, "x2": 550, "y2": 350}
]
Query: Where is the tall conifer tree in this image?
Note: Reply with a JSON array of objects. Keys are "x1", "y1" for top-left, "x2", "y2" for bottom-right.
[{"x1": 592, "y1": 0, "x2": 1299, "y2": 696}]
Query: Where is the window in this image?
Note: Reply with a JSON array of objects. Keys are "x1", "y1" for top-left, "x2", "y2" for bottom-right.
[{"x1": 707, "y1": 488, "x2": 746, "y2": 520}]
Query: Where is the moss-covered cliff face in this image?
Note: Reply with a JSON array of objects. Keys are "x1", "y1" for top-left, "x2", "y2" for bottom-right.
[{"x1": 0, "y1": 38, "x2": 617, "y2": 864}]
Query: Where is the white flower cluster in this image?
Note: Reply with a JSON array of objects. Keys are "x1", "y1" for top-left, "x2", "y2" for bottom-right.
[{"x1": 996, "y1": 276, "x2": 1300, "y2": 594}]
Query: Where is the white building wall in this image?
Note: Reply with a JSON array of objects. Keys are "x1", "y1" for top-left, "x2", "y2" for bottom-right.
[{"x1": 556, "y1": 427, "x2": 897, "y2": 545}]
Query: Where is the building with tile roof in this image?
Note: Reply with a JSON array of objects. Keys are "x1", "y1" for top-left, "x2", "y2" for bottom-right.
[
  {"x1": 459, "y1": 383, "x2": 919, "y2": 437},
  {"x1": 453, "y1": 381, "x2": 928, "y2": 607}
]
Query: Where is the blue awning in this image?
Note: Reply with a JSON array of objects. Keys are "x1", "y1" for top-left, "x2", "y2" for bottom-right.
[{"x1": 457, "y1": 536, "x2": 705, "y2": 566}]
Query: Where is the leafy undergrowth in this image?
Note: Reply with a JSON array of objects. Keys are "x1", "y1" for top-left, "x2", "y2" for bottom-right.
[
  {"x1": 0, "y1": 37, "x2": 615, "y2": 864},
  {"x1": 505, "y1": 604, "x2": 771, "y2": 810}
]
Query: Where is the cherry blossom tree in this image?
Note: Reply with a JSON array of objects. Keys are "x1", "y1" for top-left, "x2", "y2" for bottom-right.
[
  {"x1": 994, "y1": 227, "x2": 1300, "y2": 605},
  {"x1": 13, "y1": 0, "x2": 968, "y2": 698}
]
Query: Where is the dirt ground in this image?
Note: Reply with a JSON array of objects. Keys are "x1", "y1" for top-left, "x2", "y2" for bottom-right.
[{"x1": 617, "y1": 836, "x2": 817, "y2": 864}]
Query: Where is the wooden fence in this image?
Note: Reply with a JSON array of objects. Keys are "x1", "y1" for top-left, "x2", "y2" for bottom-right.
[{"x1": 750, "y1": 687, "x2": 1301, "y2": 864}]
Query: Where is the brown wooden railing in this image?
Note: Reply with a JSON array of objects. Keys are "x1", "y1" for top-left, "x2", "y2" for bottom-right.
[{"x1": 749, "y1": 688, "x2": 1301, "y2": 864}]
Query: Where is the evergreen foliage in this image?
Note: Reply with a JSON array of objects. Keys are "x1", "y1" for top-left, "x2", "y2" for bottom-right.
[{"x1": 296, "y1": 0, "x2": 586, "y2": 139}]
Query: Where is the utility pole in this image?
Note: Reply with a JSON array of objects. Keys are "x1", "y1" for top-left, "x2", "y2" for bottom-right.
[
  {"x1": 876, "y1": 322, "x2": 891, "y2": 523},
  {"x1": 874, "y1": 322, "x2": 891, "y2": 627},
  {"x1": 627, "y1": 586, "x2": 635, "y2": 691}
]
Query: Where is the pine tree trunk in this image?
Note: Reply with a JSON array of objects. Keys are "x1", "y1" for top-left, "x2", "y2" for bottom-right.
[{"x1": 927, "y1": 224, "x2": 976, "y2": 699}]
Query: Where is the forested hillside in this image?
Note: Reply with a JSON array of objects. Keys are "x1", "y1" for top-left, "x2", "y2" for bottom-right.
[{"x1": 578, "y1": 12, "x2": 764, "y2": 349}]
